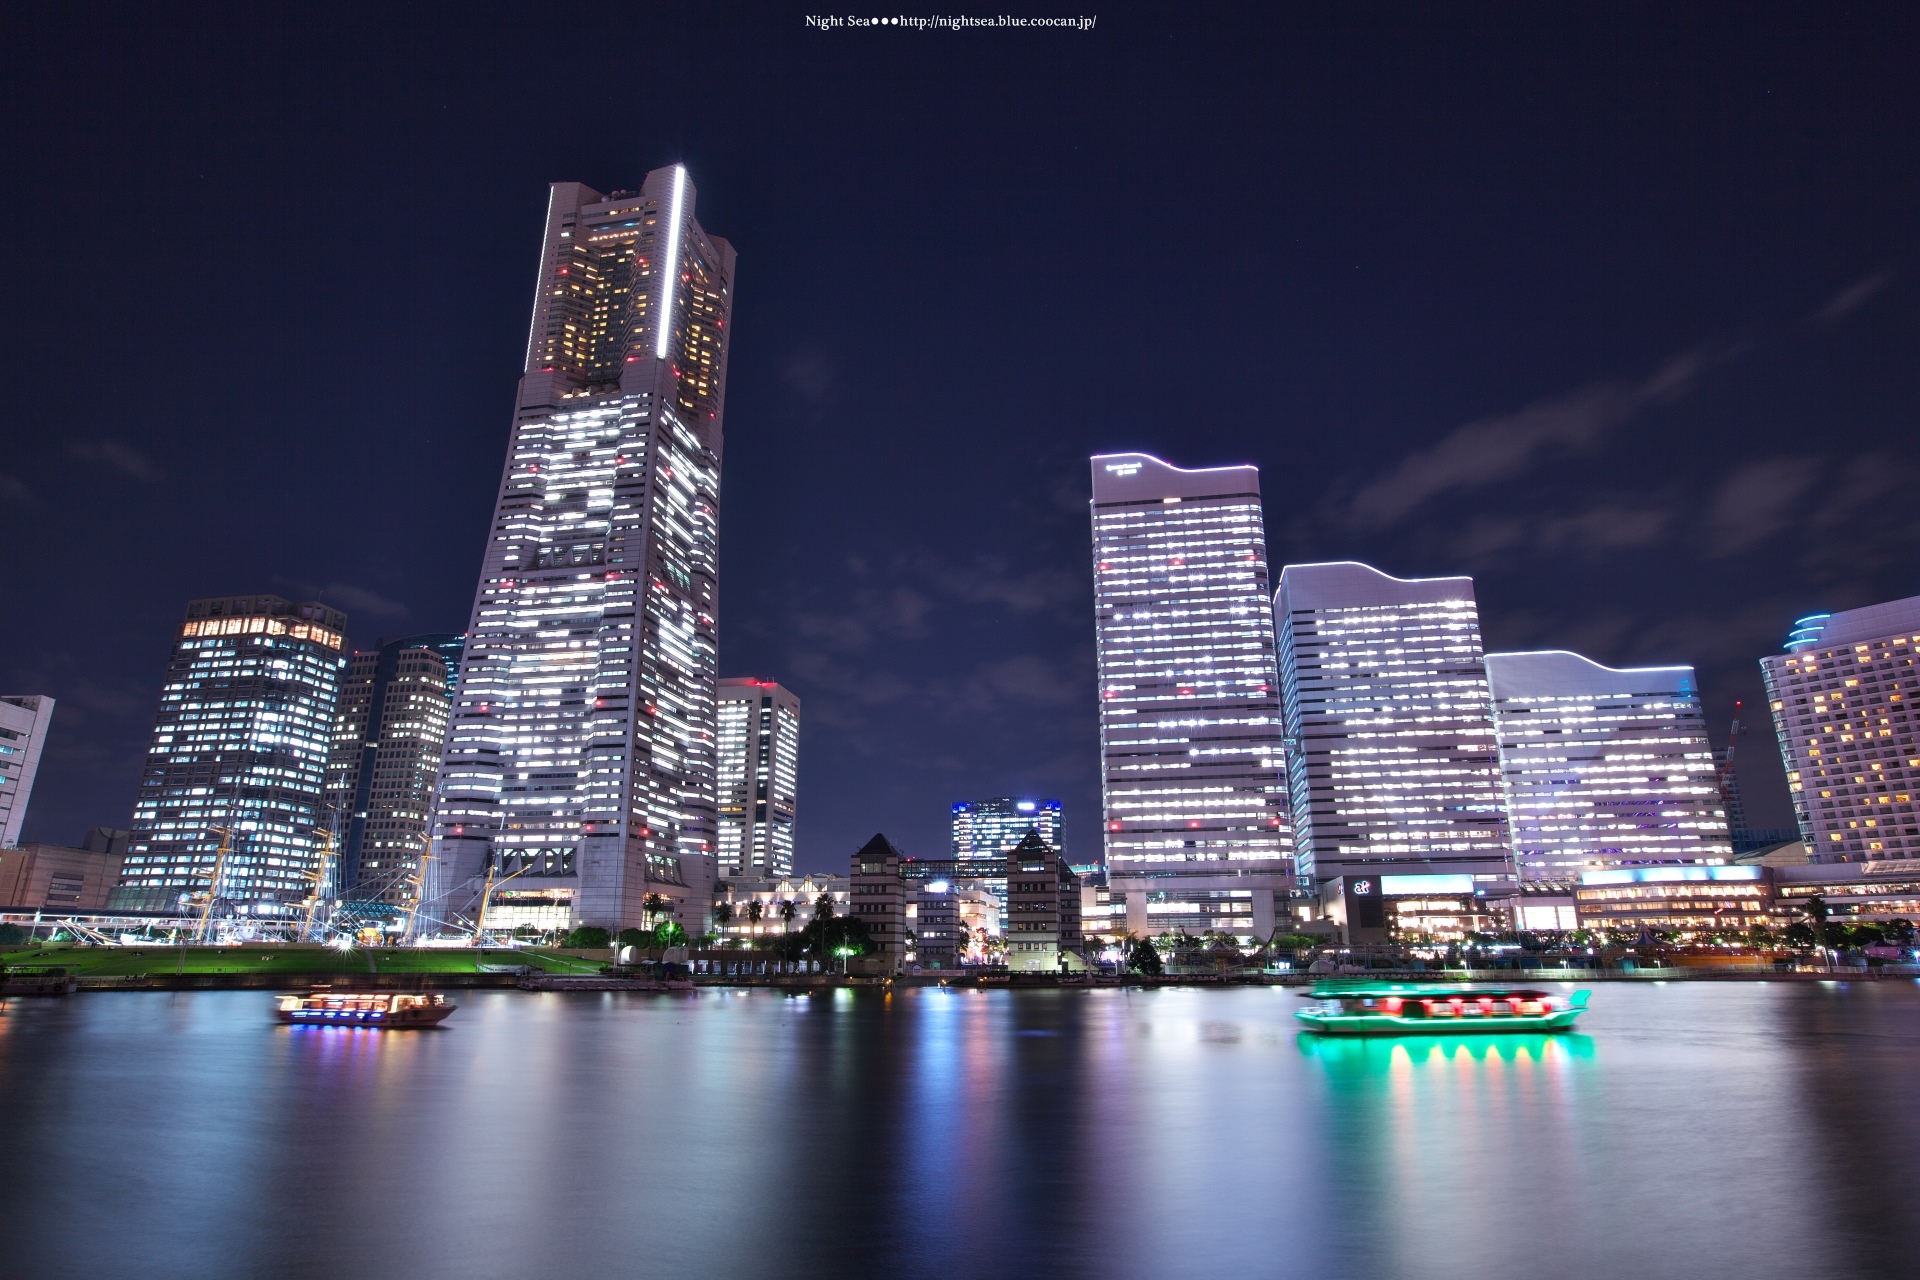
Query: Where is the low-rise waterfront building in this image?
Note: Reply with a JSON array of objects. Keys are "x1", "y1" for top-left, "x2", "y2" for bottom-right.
[
  {"x1": 1005, "y1": 832, "x2": 1083, "y2": 971},
  {"x1": 0, "y1": 828, "x2": 127, "y2": 911},
  {"x1": 714, "y1": 872, "x2": 848, "y2": 943},
  {"x1": 850, "y1": 834, "x2": 910, "y2": 971},
  {"x1": 1573, "y1": 865, "x2": 1773, "y2": 932}
]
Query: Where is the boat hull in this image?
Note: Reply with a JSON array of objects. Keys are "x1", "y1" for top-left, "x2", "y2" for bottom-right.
[
  {"x1": 1295, "y1": 1009, "x2": 1584, "y2": 1035},
  {"x1": 276, "y1": 1003, "x2": 455, "y2": 1029}
]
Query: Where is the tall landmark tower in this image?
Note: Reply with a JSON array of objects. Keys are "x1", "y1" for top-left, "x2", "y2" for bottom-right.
[
  {"x1": 429, "y1": 167, "x2": 736, "y2": 932},
  {"x1": 1090, "y1": 453, "x2": 1293, "y2": 941}
]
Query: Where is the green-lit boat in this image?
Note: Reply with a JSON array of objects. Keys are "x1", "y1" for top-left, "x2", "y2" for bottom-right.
[{"x1": 1295, "y1": 982, "x2": 1590, "y2": 1035}]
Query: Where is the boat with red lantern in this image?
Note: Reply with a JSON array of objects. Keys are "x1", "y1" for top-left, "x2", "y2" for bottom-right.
[{"x1": 1295, "y1": 982, "x2": 1589, "y2": 1035}]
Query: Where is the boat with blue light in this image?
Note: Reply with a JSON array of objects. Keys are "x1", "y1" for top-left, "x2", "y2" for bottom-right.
[
  {"x1": 1295, "y1": 982, "x2": 1588, "y2": 1035},
  {"x1": 275, "y1": 990, "x2": 455, "y2": 1028}
]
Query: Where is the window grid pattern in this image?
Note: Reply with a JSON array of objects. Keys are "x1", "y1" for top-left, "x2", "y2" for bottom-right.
[
  {"x1": 1487, "y1": 653, "x2": 1732, "y2": 879},
  {"x1": 1092, "y1": 459, "x2": 1290, "y2": 872},
  {"x1": 1761, "y1": 602, "x2": 1920, "y2": 863}
]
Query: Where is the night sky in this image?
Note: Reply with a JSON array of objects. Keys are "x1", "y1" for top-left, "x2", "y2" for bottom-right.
[{"x1": 3, "y1": 4, "x2": 1916, "y2": 872}]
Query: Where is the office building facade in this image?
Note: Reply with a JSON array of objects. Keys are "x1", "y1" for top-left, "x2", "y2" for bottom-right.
[
  {"x1": 716, "y1": 678, "x2": 800, "y2": 880},
  {"x1": 1761, "y1": 596, "x2": 1920, "y2": 864},
  {"x1": 951, "y1": 797, "x2": 1062, "y2": 861},
  {"x1": 1275, "y1": 562, "x2": 1512, "y2": 922},
  {"x1": 1090, "y1": 453, "x2": 1293, "y2": 941},
  {"x1": 429, "y1": 166, "x2": 737, "y2": 932},
  {"x1": 325, "y1": 635, "x2": 462, "y2": 906},
  {"x1": 0, "y1": 695, "x2": 54, "y2": 847},
  {"x1": 1486, "y1": 650, "x2": 1732, "y2": 878},
  {"x1": 112, "y1": 596, "x2": 347, "y2": 914}
]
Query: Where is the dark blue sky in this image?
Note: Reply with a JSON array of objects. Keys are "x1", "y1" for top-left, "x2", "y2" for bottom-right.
[{"x1": 3, "y1": 3, "x2": 1916, "y2": 871}]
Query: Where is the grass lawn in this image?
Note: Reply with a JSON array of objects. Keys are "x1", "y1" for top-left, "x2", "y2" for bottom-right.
[{"x1": 0, "y1": 944, "x2": 609, "y2": 978}]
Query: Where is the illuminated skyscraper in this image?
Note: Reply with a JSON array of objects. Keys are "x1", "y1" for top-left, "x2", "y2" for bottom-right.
[
  {"x1": 951, "y1": 797, "x2": 1062, "y2": 861},
  {"x1": 0, "y1": 696, "x2": 54, "y2": 847},
  {"x1": 111, "y1": 595, "x2": 347, "y2": 914},
  {"x1": 1274, "y1": 562, "x2": 1512, "y2": 900},
  {"x1": 1761, "y1": 595, "x2": 1920, "y2": 864},
  {"x1": 325, "y1": 635, "x2": 462, "y2": 906},
  {"x1": 1091, "y1": 453, "x2": 1292, "y2": 940},
  {"x1": 715, "y1": 678, "x2": 800, "y2": 880},
  {"x1": 1485, "y1": 650, "x2": 1731, "y2": 878},
  {"x1": 429, "y1": 166, "x2": 736, "y2": 932}
]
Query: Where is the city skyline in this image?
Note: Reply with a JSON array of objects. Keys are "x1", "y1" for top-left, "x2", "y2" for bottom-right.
[{"x1": 4, "y1": 9, "x2": 1917, "y2": 874}]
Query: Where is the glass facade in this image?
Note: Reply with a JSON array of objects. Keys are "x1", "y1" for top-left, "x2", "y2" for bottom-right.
[
  {"x1": 951, "y1": 797, "x2": 1062, "y2": 861},
  {"x1": 325, "y1": 635, "x2": 461, "y2": 906},
  {"x1": 430, "y1": 167, "x2": 736, "y2": 931},
  {"x1": 113, "y1": 596, "x2": 347, "y2": 914},
  {"x1": 1275, "y1": 561, "x2": 1511, "y2": 891},
  {"x1": 715, "y1": 678, "x2": 801, "y2": 879},
  {"x1": 1486, "y1": 650, "x2": 1732, "y2": 878},
  {"x1": 1760, "y1": 595, "x2": 1920, "y2": 864}
]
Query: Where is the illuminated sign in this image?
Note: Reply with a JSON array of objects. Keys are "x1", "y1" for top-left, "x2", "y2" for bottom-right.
[
  {"x1": 1351, "y1": 879, "x2": 1373, "y2": 896},
  {"x1": 1379, "y1": 874, "x2": 1476, "y2": 895},
  {"x1": 1580, "y1": 865, "x2": 1763, "y2": 886}
]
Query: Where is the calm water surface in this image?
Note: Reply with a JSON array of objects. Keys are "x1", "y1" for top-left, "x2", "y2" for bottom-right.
[{"x1": 1, "y1": 982, "x2": 1916, "y2": 1279}]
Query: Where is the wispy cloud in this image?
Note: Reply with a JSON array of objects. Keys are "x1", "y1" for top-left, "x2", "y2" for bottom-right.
[
  {"x1": 69, "y1": 439, "x2": 165, "y2": 482},
  {"x1": 1813, "y1": 266, "x2": 1899, "y2": 325},
  {"x1": 1343, "y1": 349, "x2": 1711, "y2": 528},
  {"x1": 1451, "y1": 502, "x2": 1678, "y2": 562},
  {"x1": 0, "y1": 472, "x2": 37, "y2": 508},
  {"x1": 1706, "y1": 457, "x2": 1819, "y2": 555}
]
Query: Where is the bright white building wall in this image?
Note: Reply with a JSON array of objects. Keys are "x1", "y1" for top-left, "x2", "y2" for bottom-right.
[
  {"x1": 716, "y1": 678, "x2": 801, "y2": 879},
  {"x1": 1486, "y1": 650, "x2": 1731, "y2": 879},
  {"x1": 1275, "y1": 561, "x2": 1512, "y2": 889},
  {"x1": 0, "y1": 696, "x2": 54, "y2": 847},
  {"x1": 1091, "y1": 453, "x2": 1292, "y2": 940}
]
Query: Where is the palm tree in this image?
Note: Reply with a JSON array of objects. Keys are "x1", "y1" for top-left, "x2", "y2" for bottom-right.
[
  {"x1": 714, "y1": 901, "x2": 734, "y2": 926},
  {"x1": 780, "y1": 899, "x2": 798, "y2": 931},
  {"x1": 747, "y1": 900, "x2": 764, "y2": 929},
  {"x1": 815, "y1": 892, "x2": 835, "y2": 918}
]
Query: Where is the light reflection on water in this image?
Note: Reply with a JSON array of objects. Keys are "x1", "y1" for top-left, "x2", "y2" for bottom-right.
[{"x1": 0, "y1": 982, "x2": 1915, "y2": 1279}]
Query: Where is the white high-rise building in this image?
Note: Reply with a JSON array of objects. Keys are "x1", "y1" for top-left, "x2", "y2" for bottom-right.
[
  {"x1": 1275, "y1": 562, "x2": 1513, "y2": 904},
  {"x1": 1761, "y1": 595, "x2": 1920, "y2": 864},
  {"x1": 0, "y1": 696, "x2": 55, "y2": 847},
  {"x1": 1090, "y1": 453, "x2": 1292, "y2": 941},
  {"x1": 429, "y1": 166, "x2": 736, "y2": 932},
  {"x1": 715, "y1": 678, "x2": 800, "y2": 880},
  {"x1": 1485, "y1": 650, "x2": 1732, "y2": 878},
  {"x1": 951, "y1": 797, "x2": 1062, "y2": 862}
]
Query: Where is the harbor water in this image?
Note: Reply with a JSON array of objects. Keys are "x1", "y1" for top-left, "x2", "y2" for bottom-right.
[{"x1": 1, "y1": 981, "x2": 1915, "y2": 1279}]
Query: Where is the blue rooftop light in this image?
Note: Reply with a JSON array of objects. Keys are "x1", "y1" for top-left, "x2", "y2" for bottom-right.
[{"x1": 1786, "y1": 614, "x2": 1832, "y2": 652}]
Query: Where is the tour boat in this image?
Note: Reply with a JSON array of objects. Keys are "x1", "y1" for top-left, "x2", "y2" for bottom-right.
[
  {"x1": 275, "y1": 990, "x2": 456, "y2": 1028},
  {"x1": 1295, "y1": 983, "x2": 1588, "y2": 1035}
]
